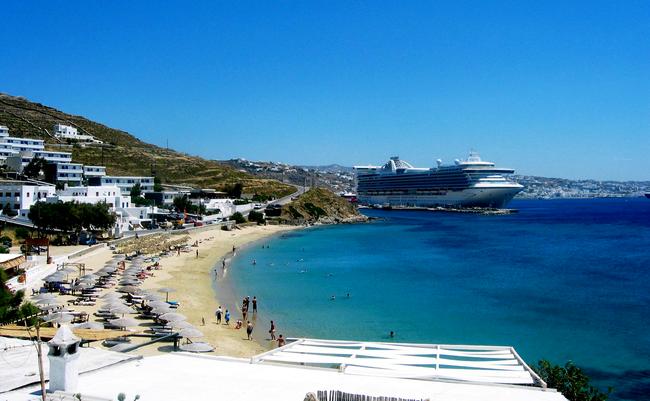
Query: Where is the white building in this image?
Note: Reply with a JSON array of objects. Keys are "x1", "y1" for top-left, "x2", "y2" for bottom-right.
[
  {"x1": 1, "y1": 137, "x2": 45, "y2": 152},
  {"x1": 52, "y1": 163, "x2": 84, "y2": 186},
  {"x1": 0, "y1": 125, "x2": 9, "y2": 137},
  {"x1": 49, "y1": 185, "x2": 130, "y2": 209},
  {"x1": 53, "y1": 124, "x2": 102, "y2": 143},
  {"x1": 82, "y1": 165, "x2": 106, "y2": 178},
  {"x1": 0, "y1": 181, "x2": 56, "y2": 219},
  {"x1": 46, "y1": 185, "x2": 155, "y2": 235},
  {"x1": 89, "y1": 176, "x2": 154, "y2": 195},
  {"x1": 34, "y1": 150, "x2": 73, "y2": 164}
]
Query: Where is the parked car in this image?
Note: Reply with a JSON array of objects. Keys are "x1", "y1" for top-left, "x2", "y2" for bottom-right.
[{"x1": 193, "y1": 221, "x2": 204, "y2": 227}]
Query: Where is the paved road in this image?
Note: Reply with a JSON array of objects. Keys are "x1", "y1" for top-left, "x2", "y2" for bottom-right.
[{"x1": 269, "y1": 185, "x2": 307, "y2": 206}]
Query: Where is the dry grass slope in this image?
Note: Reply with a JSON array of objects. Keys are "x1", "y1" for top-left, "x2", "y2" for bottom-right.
[
  {"x1": 281, "y1": 187, "x2": 365, "y2": 223},
  {"x1": 0, "y1": 93, "x2": 294, "y2": 197}
]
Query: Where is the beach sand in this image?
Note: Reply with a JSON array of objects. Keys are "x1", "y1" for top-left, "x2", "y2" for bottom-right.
[{"x1": 50, "y1": 224, "x2": 297, "y2": 358}]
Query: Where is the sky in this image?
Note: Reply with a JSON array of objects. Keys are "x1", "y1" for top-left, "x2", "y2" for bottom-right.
[{"x1": 1, "y1": 1, "x2": 648, "y2": 181}]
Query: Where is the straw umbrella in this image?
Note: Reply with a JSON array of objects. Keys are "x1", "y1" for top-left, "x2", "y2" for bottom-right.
[
  {"x1": 159, "y1": 312, "x2": 186, "y2": 322},
  {"x1": 43, "y1": 312, "x2": 74, "y2": 325},
  {"x1": 168, "y1": 320, "x2": 194, "y2": 330},
  {"x1": 100, "y1": 292, "x2": 122, "y2": 300},
  {"x1": 76, "y1": 322, "x2": 104, "y2": 330},
  {"x1": 179, "y1": 327, "x2": 204, "y2": 339},
  {"x1": 158, "y1": 287, "x2": 176, "y2": 302},
  {"x1": 150, "y1": 306, "x2": 173, "y2": 315},
  {"x1": 109, "y1": 317, "x2": 139, "y2": 330},
  {"x1": 110, "y1": 304, "x2": 136, "y2": 317}
]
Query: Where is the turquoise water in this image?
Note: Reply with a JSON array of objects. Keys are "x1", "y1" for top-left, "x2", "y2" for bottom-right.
[{"x1": 222, "y1": 198, "x2": 650, "y2": 400}]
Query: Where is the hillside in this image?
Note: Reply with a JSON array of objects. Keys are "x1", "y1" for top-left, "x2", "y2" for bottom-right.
[
  {"x1": 281, "y1": 187, "x2": 367, "y2": 224},
  {"x1": 0, "y1": 93, "x2": 294, "y2": 197}
]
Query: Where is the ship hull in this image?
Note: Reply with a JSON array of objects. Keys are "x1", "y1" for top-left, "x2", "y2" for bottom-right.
[{"x1": 357, "y1": 186, "x2": 522, "y2": 209}]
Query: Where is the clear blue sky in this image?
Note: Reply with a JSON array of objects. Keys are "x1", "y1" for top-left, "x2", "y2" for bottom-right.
[{"x1": 1, "y1": 1, "x2": 648, "y2": 180}]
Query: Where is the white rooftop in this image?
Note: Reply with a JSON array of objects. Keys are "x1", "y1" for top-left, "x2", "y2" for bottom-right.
[{"x1": 1, "y1": 337, "x2": 568, "y2": 401}]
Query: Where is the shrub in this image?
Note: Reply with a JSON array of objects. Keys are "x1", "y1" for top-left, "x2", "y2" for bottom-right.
[
  {"x1": 14, "y1": 227, "x2": 30, "y2": 240},
  {"x1": 0, "y1": 235, "x2": 12, "y2": 247},
  {"x1": 248, "y1": 210, "x2": 265, "y2": 224},
  {"x1": 533, "y1": 360, "x2": 611, "y2": 401},
  {"x1": 229, "y1": 212, "x2": 246, "y2": 224}
]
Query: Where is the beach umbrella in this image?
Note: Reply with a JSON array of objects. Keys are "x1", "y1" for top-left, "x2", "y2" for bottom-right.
[
  {"x1": 110, "y1": 304, "x2": 136, "y2": 316},
  {"x1": 179, "y1": 327, "x2": 204, "y2": 338},
  {"x1": 100, "y1": 292, "x2": 122, "y2": 300},
  {"x1": 96, "y1": 271, "x2": 110, "y2": 277},
  {"x1": 150, "y1": 306, "x2": 172, "y2": 315},
  {"x1": 59, "y1": 267, "x2": 77, "y2": 273},
  {"x1": 43, "y1": 312, "x2": 73, "y2": 324},
  {"x1": 148, "y1": 300, "x2": 170, "y2": 308},
  {"x1": 31, "y1": 293, "x2": 57, "y2": 302},
  {"x1": 109, "y1": 317, "x2": 139, "y2": 329},
  {"x1": 144, "y1": 293, "x2": 163, "y2": 301},
  {"x1": 159, "y1": 312, "x2": 186, "y2": 322},
  {"x1": 117, "y1": 286, "x2": 141, "y2": 294},
  {"x1": 72, "y1": 283, "x2": 94, "y2": 291},
  {"x1": 44, "y1": 274, "x2": 65, "y2": 282},
  {"x1": 75, "y1": 322, "x2": 104, "y2": 330},
  {"x1": 158, "y1": 287, "x2": 176, "y2": 302},
  {"x1": 168, "y1": 320, "x2": 194, "y2": 330},
  {"x1": 80, "y1": 274, "x2": 98, "y2": 281},
  {"x1": 37, "y1": 302, "x2": 62, "y2": 311},
  {"x1": 179, "y1": 342, "x2": 214, "y2": 352}
]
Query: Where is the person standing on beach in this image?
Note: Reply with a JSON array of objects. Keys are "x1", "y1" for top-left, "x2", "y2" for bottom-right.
[
  {"x1": 246, "y1": 321, "x2": 254, "y2": 340},
  {"x1": 222, "y1": 259, "x2": 226, "y2": 269},
  {"x1": 224, "y1": 309, "x2": 230, "y2": 325},
  {"x1": 215, "y1": 306, "x2": 222, "y2": 324},
  {"x1": 252, "y1": 296, "x2": 257, "y2": 313},
  {"x1": 269, "y1": 320, "x2": 276, "y2": 340},
  {"x1": 196, "y1": 249, "x2": 199, "y2": 258}
]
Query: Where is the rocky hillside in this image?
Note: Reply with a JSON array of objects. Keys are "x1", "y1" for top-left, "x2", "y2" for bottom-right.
[
  {"x1": 281, "y1": 187, "x2": 367, "y2": 224},
  {"x1": 0, "y1": 93, "x2": 294, "y2": 197}
]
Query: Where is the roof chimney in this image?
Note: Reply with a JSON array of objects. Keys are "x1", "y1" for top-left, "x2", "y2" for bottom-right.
[{"x1": 47, "y1": 325, "x2": 81, "y2": 393}]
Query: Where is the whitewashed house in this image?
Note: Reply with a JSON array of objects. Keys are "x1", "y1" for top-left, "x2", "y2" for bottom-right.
[
  {"x1": 0, "y1": 180, "x2": 56, "y2": 219},
  {"x1": 88, "y1": 175, "x2": 154, "y2": 195},
  {"x1": 53, "y1": 124, "x2": 103, "y2": 143}
]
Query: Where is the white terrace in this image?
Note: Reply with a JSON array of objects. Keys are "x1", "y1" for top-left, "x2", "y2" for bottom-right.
[{"x1": 254, "y1": 338, "x2": 547, "y2": 387}]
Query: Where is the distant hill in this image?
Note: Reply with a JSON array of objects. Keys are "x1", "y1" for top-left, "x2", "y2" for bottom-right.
[{"x1": 0, "y1": 94, "x2": 294, "y2": 197}]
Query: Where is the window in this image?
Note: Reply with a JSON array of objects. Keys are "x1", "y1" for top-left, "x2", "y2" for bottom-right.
[{"x1": 14, "y1": 192, "x2": 19, "y2": 197}]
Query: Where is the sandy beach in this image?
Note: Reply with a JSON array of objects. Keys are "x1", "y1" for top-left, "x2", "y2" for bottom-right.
[{"x1": 47, "y1": 224, "x2": 298, "y2": 357}]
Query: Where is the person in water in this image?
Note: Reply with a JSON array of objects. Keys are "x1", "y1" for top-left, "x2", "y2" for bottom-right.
[
  {"x1": 277, "y1": 334, "x2": 286, "y2": 347},
  {"x1": 389, "y1": 331, "x2": 395, "y2": 338},
  {"x1": 269, "y1": 320, "x2": 276, "y2": 340}
]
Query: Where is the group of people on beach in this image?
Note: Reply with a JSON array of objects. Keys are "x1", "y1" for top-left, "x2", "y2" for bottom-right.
[{"x1": 214, "y1": 295, "x2": 285, "y2": 346}]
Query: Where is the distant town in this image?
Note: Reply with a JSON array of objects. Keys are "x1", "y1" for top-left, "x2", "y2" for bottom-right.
[{"x1": 224, "y1": 158, "x2": 650, "y2": 199}]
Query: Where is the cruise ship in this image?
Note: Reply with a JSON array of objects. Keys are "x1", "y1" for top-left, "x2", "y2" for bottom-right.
[{"x1": 354, "y1": 152, "x2": 524, "y2": 209}]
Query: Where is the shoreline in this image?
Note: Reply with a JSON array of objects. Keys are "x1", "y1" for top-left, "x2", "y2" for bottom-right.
[
  {"x1": 35, "y1": 224, "x2": 301, "y2": 358},
  {"x1": 132, "y1": 224, "x2": 300, "y2": 357}
]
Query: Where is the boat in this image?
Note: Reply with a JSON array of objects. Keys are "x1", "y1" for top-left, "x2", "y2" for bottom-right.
[
  {"x1": 354, "y1": 152, "x2": 523, "y2": 209},
  {"x1": 645, "y1": 193, "x2": 650, "y2": 199}
]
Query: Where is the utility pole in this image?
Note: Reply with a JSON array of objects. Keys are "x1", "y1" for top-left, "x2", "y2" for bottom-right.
[{"x1": 24, "y1": 315, "x2": 47, "y2": 401}]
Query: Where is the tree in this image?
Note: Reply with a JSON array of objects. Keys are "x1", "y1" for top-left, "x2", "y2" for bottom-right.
[
  {"x1": 23, "y1": 157, "x2": 47, "y2": 179},
  {"x1": 0, "y1": 269, "x2": 37, "y2": 325},
  {"x1": 29, "y1": 201, "x2": 116, "y2": 239},
  {"x1": 130, "y1": 183, "x2": 142, "y2": 200},
  {"x1": 172, "y1": 195, "x2": 192, "y2": 213},
  {"x1": 230, "y1": 212, "x2": 246, "y2": 224},
  {"x1": 226, "y1": 183, "x2": 244, "y2": 199},
  {"x1": 248, "y1": 210, "x2": 265, "y2": 224},
  {"x1": 15, "y1": 227, "x2": 30, "y2": 240},
  {"x1": 533, "y1": 360, "x2": 611, "y2": 401},
  {"x1": 153, "y1": 177, "x2": 163, "y2": 192},
  {"x1": 2, "y1": 203, "x2": 17, "y2": 217}
]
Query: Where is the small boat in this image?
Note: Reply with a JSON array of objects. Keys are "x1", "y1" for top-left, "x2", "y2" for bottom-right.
[{"x1": 645, "y1": 193, "x2": 650, "y2": 199}]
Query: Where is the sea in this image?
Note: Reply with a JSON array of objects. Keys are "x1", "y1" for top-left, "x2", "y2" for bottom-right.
[{"x1": 216, "y1": 198, "x2": 650, "y2": 400}]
